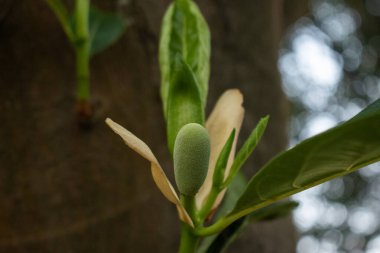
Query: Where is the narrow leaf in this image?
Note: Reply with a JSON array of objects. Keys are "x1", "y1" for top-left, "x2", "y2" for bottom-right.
[
  {"x1": 159, "y1": 0, "x2": 210, "y2": 118},
  {"x1": 197, "y1": 129, "x2": 236, "y2": 221},
  {"x1": 226, "y1": 98, "x2": 380, "y2": 224},
  {"x1": 166, "y1": 56, "x2": 204, "y2": 153},
  {"x1": 224, "y1": 116, "x2": 269, "y2": 186},
  {"x1": 213, "y1": 129, "x2": 236, "y2": 188}
]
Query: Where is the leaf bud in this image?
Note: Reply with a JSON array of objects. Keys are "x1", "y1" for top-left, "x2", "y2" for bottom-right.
[{"x1": 173, "y1": 123, "x2": 210, "y2": 196}]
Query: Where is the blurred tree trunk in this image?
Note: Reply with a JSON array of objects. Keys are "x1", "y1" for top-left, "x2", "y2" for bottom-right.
[{"x1": 0, "y1": 0, "x2": 307, "y2": 252}]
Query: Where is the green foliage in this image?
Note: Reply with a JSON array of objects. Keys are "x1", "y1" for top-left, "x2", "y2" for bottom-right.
[
  {"x1": 159, "y1": 0, "x2": 210, "y2": 119},
  {"x1": 174, "y1": 123, "x2": 211, "y2": 196},
  {"x1": 197, "y1": 129, "x2": 237, "y2": 222},
  {"x1": 166, "y1": 57, "x2": 205, "y2": 153},
  {"x1": 212, "y1": 129, "x2": 236, "y2": 189},
  {"x1": 87, "y1": 7, "x2": 126, "y2": 55},
  {"x1": 223, "y1": 116, "x2": 269, "y2": 187},
  {"x1": 47, "y1": 0, "x2": 125, "y2": 55},
  {"x1": 227, "y1": 98, "x2": 380, "y2": 222},
  {"x1": 70, "y1": 6, "x2": 126, "y2": 55},
  {"x1": 45, "y1": 0, "x2": 126, "y2": 106}
]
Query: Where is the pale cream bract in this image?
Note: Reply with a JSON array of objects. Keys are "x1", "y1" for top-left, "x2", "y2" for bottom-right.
[
  {"x1": 197, "y1": 89, "x2": 244, "y2": 211},
  {"x1": 106, "y1": 89, "x2": 245, "y2": 226}
]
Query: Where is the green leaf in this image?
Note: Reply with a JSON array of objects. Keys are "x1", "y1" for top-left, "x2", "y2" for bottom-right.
[
  {"x1": 223, "y1": 116, "x2": 269, "y2": 187},
  {"x1": 69, "y1": 6, "x2": 126, "y2": 55},
  {"x1": 227, "y1": 98, "x2": 380, "y2": 223},
  {"x1": 88, "y1": 6, "x2": 126, "y2": 55},
  {"x1": 159, "y1": 0, "x2": 210, "y2": 118},
  {"x1": 166, "y1": 56, "x2": 204, "y2": 153},
  {"x1": 213, "y1": 129, "x2": 236, "y2": 188}
]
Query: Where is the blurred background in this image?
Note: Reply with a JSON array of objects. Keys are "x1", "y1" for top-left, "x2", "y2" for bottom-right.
[{"x1": 280, "y1": 0, "x2": 380, "y2": 252}]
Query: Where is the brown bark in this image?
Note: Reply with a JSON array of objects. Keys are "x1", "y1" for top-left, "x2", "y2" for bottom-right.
[{"x1": 0, "y1": 0, "x2": 302, "y2": 252}]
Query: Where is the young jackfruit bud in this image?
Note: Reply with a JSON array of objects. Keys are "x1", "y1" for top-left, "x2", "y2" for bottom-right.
[{"x1": 173, "y1": 123, "x2": 210, "y2": 196}]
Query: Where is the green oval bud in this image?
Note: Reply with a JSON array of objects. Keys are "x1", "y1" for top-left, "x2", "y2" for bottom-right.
[{"x1": 173, "y1": 123, "x2": 210, "y2": 196}]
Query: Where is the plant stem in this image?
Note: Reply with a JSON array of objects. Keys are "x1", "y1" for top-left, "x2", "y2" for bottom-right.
[
  {"x1": 195, "y1": 216, "x2": 231, "y2": 236},
  {"x1": 75, "y1": 0, "x2": 90, "y2": 40},
  {"x1": 195, "y1": 193, "x2": 286, "y2": 237},
  {"x1": 179, "y1": 195, "x2": 199, "y2": 253},
  {"x1": 75, "y1": 0, "x2": 90, "y2": 102},
  {"x1": 75, "y1": 43, "x2": 90, "y2": 101},
  {"x1": 178, "y1": 223, "x2": 199, "y2": 253}
]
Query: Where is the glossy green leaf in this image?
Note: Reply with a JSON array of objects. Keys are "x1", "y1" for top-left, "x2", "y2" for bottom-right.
[
  {"x1": 223, "y1": 116, "x2": 269, "y2": 187},
  {"x1": 166, "y1": 56, "x2": 204, "y2": 153},
  {"x1": 227, "y1": 98, "x2": 380, "y2": 223},
  {"x1": 159, "y1": 0, "x2": 210, "y2": 118},
  {"x1": 88, "y1": 6, "x2": 126, "y2": 55}
]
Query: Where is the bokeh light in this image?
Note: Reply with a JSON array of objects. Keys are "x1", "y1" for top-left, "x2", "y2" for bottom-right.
[{"x1": 279, "y1": 0, "x2": 380, "y2": 252}]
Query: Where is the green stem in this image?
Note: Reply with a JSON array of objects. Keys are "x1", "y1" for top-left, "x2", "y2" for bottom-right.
[
  {"x1": 75, "y1": 0, "x2": 91, "y2": 101},
  {"x1": 179, "y1": 195, "x2": 199, "y2": 253},
  {"x1": 75, "y1": 44, "x2": 90, "y2": 101},
  {"x1": 75, "y1": 0, "x2": 90, "y2": 40},
  {"x1": 195, "y1": 216, "x2": 231, "y2": 236},
  {"x1": 195, "y1": 191, "x2": 292, "y2": 237},
  {"x1": 179, "y1": 223, "x2": 199, "y2": 253}
]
